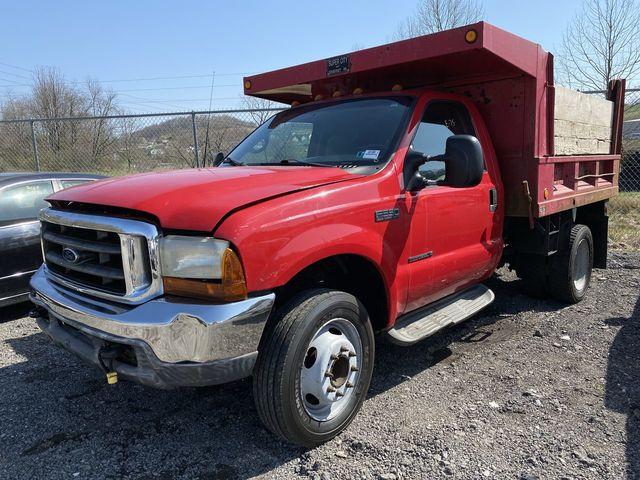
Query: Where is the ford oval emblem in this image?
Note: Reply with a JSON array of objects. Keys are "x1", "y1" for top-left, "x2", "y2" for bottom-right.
[{"x1": 61, "y1": 247, "x2": 80, "y2": 264}]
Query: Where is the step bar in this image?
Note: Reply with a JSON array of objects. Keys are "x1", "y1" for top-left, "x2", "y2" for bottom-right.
[{"x1": 386, "y1": 284, "x2": 494, "y2": 346}]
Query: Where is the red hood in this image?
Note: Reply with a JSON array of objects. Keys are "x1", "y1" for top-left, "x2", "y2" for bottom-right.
[{"x1": 49, "y1": 167, "x2": 358, "y2": 231}]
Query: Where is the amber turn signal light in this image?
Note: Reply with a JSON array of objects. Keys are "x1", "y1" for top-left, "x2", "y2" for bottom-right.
[
  {"x1": 244, "y1": 80, "x2": 252, "y2": 90},
  {"x1": 465, "y1": 29, "x2": 478, "y2": 44},
  {"x1": 163, "y1": 248, "x2": 247, "y2": 302}
]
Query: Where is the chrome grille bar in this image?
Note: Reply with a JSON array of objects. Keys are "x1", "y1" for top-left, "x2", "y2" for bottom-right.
[
  {"x1": 42, "y1": 230, "x2": 122, "y2": 254},
  {"x1": 45, "y1": 250, "x2": 126, "y2": 280},
  {"x1": 39, "y1": 208, "x2": 163, "y2": 305}
]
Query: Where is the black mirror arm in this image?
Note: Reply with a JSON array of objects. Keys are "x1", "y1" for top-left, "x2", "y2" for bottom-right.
[
  {"x1": 404, "y1": 152, "x2": 447, "y2": 191},
  {"x1": 406, "y1": 171, "x2": 426, "y2": 191},
  {"x1": 213, "y1": 152, "x2": 225, "y2": 167}
]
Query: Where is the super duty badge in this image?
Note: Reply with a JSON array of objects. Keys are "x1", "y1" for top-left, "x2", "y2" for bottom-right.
[
  {"x1": 375, "y1": 208, "x2": 400, "y2": 222},
  {"x1": 327, "y1": 55, "x2": 350, "y2": 76}
]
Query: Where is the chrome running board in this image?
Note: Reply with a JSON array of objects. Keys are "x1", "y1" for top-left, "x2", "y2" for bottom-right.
[{"x1": 386, "y1": 285, "x2": 494, "y2": 346}]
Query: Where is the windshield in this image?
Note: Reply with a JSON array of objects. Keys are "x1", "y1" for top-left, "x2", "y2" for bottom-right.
[{"x1": 227, "y1": 97, "x2": 412, "y2": 168}]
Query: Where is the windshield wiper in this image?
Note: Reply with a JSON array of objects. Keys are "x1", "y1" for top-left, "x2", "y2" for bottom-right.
[
  {"x1": 276, "y1": 158, "x2": 333, "y2": 167},
  {"x1": 219, "y1": 156, "x2": 246, "y2": 166}
]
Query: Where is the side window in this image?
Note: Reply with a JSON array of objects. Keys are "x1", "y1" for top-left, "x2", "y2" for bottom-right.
[
  {"x1": 58, "y1": 179, "x2": 90, "y2": 190},
  {"x1": 412, "y1": 101, "x2": 476, "y2": 180},
  {"x1": 0, "y1": 181, "x2": 54, "y2": 224}
]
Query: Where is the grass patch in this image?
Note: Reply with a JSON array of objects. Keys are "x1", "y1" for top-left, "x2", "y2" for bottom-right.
[
  {"x1": 608, "y1": 192, "x2": 640, "y2": 250},
  {"x1": 625, "y1": 103, "x2": 640, "y2": 121}
]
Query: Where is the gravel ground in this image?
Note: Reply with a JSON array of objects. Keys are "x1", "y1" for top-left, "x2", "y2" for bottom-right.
[{"x1": 0, "y1": 252, "x2": 638, "y2": 480}]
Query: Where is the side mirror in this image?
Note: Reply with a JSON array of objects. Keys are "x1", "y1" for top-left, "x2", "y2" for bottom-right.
[
  {"x1": 213, "y1": 152, "x2": 225, "y2": 166},
  {"x1": 442, "y1": 135, "x2": 483, "y2": 188},
  {"x1": 403, "y1": 148, "x2": 429, "y2": 191},
  {"x1": 402, "y1": 135, "x2": 483, "y2": 192}
]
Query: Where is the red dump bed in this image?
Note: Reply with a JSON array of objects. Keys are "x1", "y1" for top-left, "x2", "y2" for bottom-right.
[{"x1": 244, "y1": 22, "x2": 625, "y2": 218}]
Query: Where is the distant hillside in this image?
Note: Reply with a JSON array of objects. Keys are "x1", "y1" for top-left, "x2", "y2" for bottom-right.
[{"x1": 132, "y1": 114, "x2": 254, "y2": 142}]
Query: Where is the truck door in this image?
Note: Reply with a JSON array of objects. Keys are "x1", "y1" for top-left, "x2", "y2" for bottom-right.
[{"x1": 406, "y1": 100, "x2": 499, "y2": 310}]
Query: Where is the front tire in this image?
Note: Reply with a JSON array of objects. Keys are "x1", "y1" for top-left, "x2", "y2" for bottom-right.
[{"x1": 253, "y1": 289, "x2": 375, "y2": 447}]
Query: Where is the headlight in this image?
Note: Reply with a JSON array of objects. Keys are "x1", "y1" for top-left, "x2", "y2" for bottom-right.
[
  {"x1": 160, "y1": 236, "x2": 228, "y2": 279},
  {"x1": 160, "y1": 235, "x2": 247, "y2": 302}
]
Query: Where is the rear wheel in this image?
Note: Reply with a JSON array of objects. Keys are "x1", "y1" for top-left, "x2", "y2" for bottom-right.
[
  {"x1": 548, "y1": 224, "x2": 593, "y2": 304},
  {"x1": 253, "y1": 289, "x2": 375, "y2": 447}
]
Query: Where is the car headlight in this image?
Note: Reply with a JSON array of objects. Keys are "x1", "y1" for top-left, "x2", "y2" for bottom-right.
[{"x1": 159, "y1": 235, "x2": 247, "y2": 302}]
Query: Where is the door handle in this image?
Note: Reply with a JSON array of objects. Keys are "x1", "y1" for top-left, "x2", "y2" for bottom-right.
[{"x1": 489, "y1": 188, "x2": 498, "y2": 212}]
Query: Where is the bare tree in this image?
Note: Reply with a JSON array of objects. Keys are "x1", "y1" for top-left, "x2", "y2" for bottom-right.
[
  {"x1": 393, "y1": 0, "x2": 484, "y2": 40},
  {"x1": 84, "y1": 78, "x2": 119, "y2": 161},
  {"x1": 30, "y1": 67, "x2": 87, "y2": 154},
  {"x1": 240, "y1": 95, "x2": 282, "y2": 126},
  {"x1": 558, "y1": 0, "x2": 640, "y2": 90},
  {"x1": 0, "y1": 97, "x2": 33, "y2": 169},
  {"x1": 116, "y1": 116, "x2": 141, "y2": 173},
  {"x1": 0, "y1": 96, "x2": 31, "y2": 120}
]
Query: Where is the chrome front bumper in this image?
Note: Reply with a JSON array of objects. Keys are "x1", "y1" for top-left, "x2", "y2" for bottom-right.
[{"x1": 29, "y1": 267, "x2": 275, "y2": 387}]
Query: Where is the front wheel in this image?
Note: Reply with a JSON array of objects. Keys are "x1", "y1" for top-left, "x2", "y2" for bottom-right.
[{"x1": 253, "y1": 289, "x2": 375, "y2": 447}]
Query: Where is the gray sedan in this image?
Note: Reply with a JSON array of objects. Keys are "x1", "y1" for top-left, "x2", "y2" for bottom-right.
[{"x1": 0, "y1": 172, "x2": 104, "y2": 308}]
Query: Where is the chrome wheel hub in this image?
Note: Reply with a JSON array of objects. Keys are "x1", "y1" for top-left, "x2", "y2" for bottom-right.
[
  {"x1": 300, "y1": 318, "x2": 362, "y2": 422},
  {"x1": 573, "y1": 238, "x2": 590, "y2": 292}
]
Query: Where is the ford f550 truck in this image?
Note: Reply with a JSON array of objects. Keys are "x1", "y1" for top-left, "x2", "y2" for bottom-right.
[{"x1": 30, "y1": 22, "x2": 625, "y2": 447}]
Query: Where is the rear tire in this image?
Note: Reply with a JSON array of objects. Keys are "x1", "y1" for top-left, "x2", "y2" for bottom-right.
[
  {"x1": 548, "y1": 224, "x2": 593, "y2": 304},
  {"x1": 253, "y1": 289, "x2": 375, "y2": 447}
]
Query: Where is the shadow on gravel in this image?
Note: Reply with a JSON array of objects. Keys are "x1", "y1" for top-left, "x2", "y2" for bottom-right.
[
  {"x1": 369, "y1": 271, "x2": 564, "y2": 397},
  {"x1": 0, "y1": 273, "x2": 573, "y2": 478},
  {"x1": 605, "y1": 293, "x2": 640, "y2": 480},
  {"x1": 2, "y1": 331, "x2": 303, "y2": 479},
  {"x1": 0, "y1": 301, "x2": 32, "y2": 323}
]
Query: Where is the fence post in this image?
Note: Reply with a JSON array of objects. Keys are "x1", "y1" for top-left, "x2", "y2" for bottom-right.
[
  {"x1": 30, "y1": 120, "x2": 40, "y2": 172},
  {"x1": 191, "y1": 112, "x2": 200, "y2": 168}
]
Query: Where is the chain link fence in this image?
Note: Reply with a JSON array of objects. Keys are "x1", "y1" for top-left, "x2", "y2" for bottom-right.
[
  {"x1": 583, "y1": 88, "x2": 640, "y2": 249},
  {"x1": 1, "y1": 94, "x2": 639, "y2": 248},
  {"x1": 0, "y1": 108, "x2": 283, "y2": 175}
]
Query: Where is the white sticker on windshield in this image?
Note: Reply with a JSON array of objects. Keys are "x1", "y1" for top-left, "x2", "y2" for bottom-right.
[{"x1": 362, "y1": 149, "x2": 380, "y2": 160}]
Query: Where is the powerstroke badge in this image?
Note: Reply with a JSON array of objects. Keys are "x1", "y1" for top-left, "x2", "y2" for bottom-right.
[
  {"x1": 374, "y1": 208, "x2": 400, "y2": 222},
  {"x1": 327, "y1": 55, "x2": 350, "y2": 76}
]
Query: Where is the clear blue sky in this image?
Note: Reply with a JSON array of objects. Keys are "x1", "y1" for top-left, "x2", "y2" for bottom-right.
[{"x1": 0, "y1": 0, "x2": 582, "y2": 113}]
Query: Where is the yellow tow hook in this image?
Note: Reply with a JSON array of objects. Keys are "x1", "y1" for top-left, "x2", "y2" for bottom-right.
[
  {"x1": 106, "y1": 371, "x2": 118, "y2": 385},
  {"x1": 98, "y1": 345, "x2": 120, "y2": 386}
]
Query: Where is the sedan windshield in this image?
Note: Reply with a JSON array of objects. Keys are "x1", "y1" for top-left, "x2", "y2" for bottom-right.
[{"x1": 227, "y1": 97, "x2": 412, "y2": 168}]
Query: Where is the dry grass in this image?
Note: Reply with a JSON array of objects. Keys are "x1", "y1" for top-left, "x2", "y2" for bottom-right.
[
  {"x1": 608, "y1": 192, "x2": 640, "y2": 250},
  {"x1": 625, "y1": 103, "x2": 640, "y2": 121}
]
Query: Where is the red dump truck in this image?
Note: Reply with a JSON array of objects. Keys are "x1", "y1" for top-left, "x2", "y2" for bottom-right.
[{"x1": 30, "y1": 22, "x2": 625, "y2": 446}]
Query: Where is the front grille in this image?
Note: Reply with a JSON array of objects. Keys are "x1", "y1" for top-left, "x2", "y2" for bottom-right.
[
  {"x1": 42, "y1": 222, "x2": 127, "y2": 294},
  {"x1": 39, "y1": 209, "x2": 162, "y2": 304}
]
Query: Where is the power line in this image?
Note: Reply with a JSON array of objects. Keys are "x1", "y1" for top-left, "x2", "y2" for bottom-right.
[
  {"x1": 0, "y1": 59, "x2": 254, "y2": 81},
  {"x1": 0, "y1": 78, "x2": 27, "y2": 86},
  {"x1": 58, "y1": 72, "x2": 252, "y2": 84},
  {"x1": 0, "y1": 60, "x2": 250, "y2": 111},
  {"x1": 112, "y1": 84, "x2": 238, "y2": 93},
  {"x1": 116, "y1": 97, "x2": 240, "y2": 103},
  {"x1": 117, "y1": 93, "x2": 193, "y2": 111},
  {"x1": 0, "y1": 81, "x2": 243, "y2": 91},
  {"x1": 0, "y1": 69, "x2": 31, "y2": 80},
  {"x1": 0, "y1": 61, "x2": 34, "y2": 73}
]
